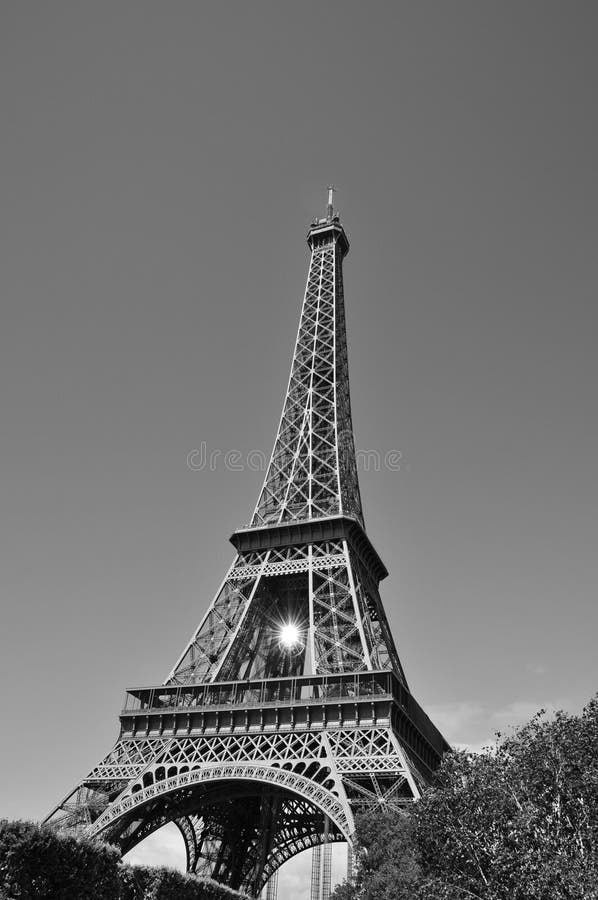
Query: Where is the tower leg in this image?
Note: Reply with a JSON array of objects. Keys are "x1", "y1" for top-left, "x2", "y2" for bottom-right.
[
  {"x1": 264, "y1": 869, "x2": 279, "y2": 900},
  {"x1": 346, "y1": 841, "x2": 354, "y2": 881},
  {"x1": 311, "y1": 816, "x2": 332, "y2": 900}
]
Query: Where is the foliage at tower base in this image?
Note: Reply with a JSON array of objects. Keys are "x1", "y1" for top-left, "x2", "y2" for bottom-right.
[
  {"x1": 332, "y1": 696, "x2": 598, "y2": 900},
  {"x1": 0, "y1": 820, "x2": 248, "y2": 900}
]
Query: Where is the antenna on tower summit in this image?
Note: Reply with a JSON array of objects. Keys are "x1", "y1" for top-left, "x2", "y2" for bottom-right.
[{"x1": 326, "y1": 184, "x2": 335, "y2": 220}]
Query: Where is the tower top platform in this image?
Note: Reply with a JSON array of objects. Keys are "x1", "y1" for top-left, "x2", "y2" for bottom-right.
[
  {"x1": 307, "y1": 186, "x2": 349, "y2": 255},
  {"x1": 307, "y1": 216, "x2": 349, "y2": 256}
]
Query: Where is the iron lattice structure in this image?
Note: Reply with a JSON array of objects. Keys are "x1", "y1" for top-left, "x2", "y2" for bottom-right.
[{"x1": 46, "y1": 193, "x2": 449, "y2": 898}]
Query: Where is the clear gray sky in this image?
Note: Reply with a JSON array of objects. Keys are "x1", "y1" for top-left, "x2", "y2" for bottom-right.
[{"x1": 2, "y1": 2, "x2": 597, "y2": 895}]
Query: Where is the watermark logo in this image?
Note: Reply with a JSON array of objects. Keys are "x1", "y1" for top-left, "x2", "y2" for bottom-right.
[
  {"x1": 187, "y1": 441, "x2": 402, "y2": 472},
  {"x1": 187, "y1": 444, "x2": 268, "y2": 472}
]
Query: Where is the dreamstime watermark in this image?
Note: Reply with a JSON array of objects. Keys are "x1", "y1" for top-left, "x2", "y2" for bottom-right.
[{"x1": 187, "y1": 441, "x2": 402, "y2": 473}]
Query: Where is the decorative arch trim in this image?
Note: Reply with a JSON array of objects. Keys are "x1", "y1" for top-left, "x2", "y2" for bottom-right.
[{"x1": 89, "y1": 761, "x2": 353, "y2": 842}]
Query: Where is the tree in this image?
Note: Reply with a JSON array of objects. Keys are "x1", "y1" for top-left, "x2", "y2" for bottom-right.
[
  {"x1": 333, "y1": 807, "x2": 423, "y2": 900},
  {"x1": 332, "y1": 696, "x2": 598, "y2": 900}
]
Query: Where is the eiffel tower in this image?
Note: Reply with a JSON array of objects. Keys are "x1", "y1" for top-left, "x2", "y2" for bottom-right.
[{"x1": 45, "y1": 189, "x2": 449, "y2": 898}]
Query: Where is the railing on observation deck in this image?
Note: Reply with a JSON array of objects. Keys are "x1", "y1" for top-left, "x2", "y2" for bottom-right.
[
  {"x1": 121, "y1": 670, "x2": 448, "y2": 760},
  {"x1": 123, "y1": 671, "x2": 391, "y2": 714}
]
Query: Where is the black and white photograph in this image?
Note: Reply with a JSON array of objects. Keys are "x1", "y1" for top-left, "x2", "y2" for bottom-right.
[{"x1": 1, "y1": 3, "x2": 597, "y2": 898}]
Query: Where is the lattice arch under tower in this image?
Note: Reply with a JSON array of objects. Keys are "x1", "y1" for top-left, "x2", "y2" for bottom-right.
[{"x1": 45, "y1": 193, "x2": 449, "y2": 898}]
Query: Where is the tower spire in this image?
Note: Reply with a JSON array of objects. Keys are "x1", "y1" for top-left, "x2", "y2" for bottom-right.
[{"x1": 252, "y1": 194, "x2": 359, "y2": 528}]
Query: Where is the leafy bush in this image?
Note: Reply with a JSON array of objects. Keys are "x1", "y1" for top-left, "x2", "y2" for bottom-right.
[
  {"x1": 129, "y1": 865, "x2": 248, "y2": 900},
  {"x1": 0, "y1": 821, "x2": 248, "y2": 900},
  {"x1": 0, "y1": 820, "x2": 121, "y2": 900}
]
